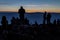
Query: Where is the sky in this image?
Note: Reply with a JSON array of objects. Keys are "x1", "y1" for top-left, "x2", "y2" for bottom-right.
[{"x1": 0, "y1": 0, "x2": 60, "y2": 13}]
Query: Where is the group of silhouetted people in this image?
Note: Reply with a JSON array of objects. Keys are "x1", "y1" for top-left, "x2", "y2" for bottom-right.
[
  {"x1": 43, "y1": 11, "x2": 51, "y2": 24},
  {"x1": 0, "y1": 6, "x2": 60, "y2": 40}
]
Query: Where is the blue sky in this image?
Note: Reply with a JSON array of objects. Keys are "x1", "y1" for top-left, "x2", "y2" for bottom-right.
[{"x1": 0, "y1": 0, "x2": 60, "y2": 12}]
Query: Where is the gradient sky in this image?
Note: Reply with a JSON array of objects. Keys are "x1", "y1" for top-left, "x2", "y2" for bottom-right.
[{"x1": 0, "y1": 0, "x2": 60, "y2": 12}]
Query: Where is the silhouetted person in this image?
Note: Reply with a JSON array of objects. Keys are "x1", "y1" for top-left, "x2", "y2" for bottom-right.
[
  {"x1": 1, "y1": 16, "x2": 8, "y2": 40},
  {"x1": 11, "y1": 17, "x2": 16, "y2": 25},
  {"x1": 47, "y1": 13, "x2": 51, "y2": 24},
  {"x1": 18, "y1": 6, "x2": 25, "y2": 20},
  {"x1": 35, "y1": 21, "x2": 38, "y2": 26},
  {"x1": 1, "y1": 16, "x2": 8, "y2": 30},
  {"x1": 18, "y1": 6, "x2": 25, "y2": 25},
  {"x1": 43, "y1": 11, "x2": 47, "y2": 24},
  {"x1": 53, "y1": 19, "x2": 56, "y2": 25},
  {"x1": 33, "y1": 21, "x2": 38, "y2": 28},
  {"x1": 16, "y1": 17, "x2": 19, "y2": 25},
  {"x1": 24, "y1": 18, "x2": 29, "y2": 25},
  {"x1": 57, "y1": 19, "x2": 60, "y2": 25}
]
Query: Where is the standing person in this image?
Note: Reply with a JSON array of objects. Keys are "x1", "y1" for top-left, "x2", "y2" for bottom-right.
[
  {"x1": 1, "y1": 16, "x2": 8, "y2": 40},
  {"x1": 18, "y1": 6, "x2": 25, "y2": 20},
  {"x1": 1, "y1": 16, "x2": 8, "y2": 30},
  {"x1": 18, "y1": 6, "x2": 25, "y2": 25},
  {"x1": 47, "y1": 13, "x2": 51, "y2": 24},
  {"x1": 43, "y1": 11, "x2": 47, "y2": 24}
]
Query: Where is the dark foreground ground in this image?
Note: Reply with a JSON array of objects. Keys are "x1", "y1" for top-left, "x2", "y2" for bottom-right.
[{"x1": 0, "y1": 24, "x2": 60, "y2": 40}]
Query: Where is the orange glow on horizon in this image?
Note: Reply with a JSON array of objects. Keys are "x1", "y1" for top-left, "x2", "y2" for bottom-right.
[
  {"x1": 25, "y1": 9, "x2": 60, "y2": 13},
  {"x1": 0, "y1": 9, "x2": 60, "y2": 13}
]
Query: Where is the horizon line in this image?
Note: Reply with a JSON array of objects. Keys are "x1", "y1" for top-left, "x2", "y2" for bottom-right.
[{"x1": 0, "y1": 11, "x2": 60, "y2": 13}]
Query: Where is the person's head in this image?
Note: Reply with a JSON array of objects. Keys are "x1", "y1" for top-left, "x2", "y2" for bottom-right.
[
  {"x1": 20, "y1": 6, "x2": 23, "y2": 9},
  {"x1": 2, "y1": 16, "x2": 6, "y2": 20},
  {"x1": 45, "y1": 11, "x2": 47, "y2": 14}
]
